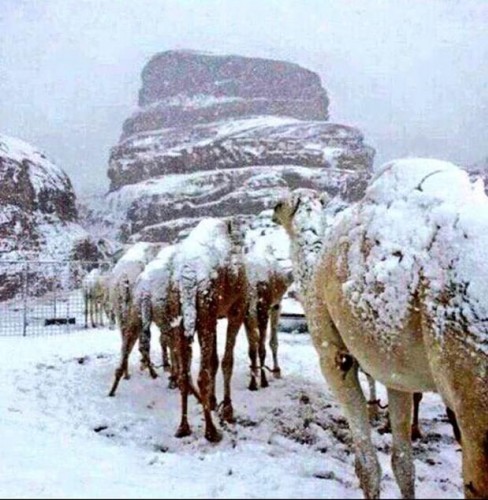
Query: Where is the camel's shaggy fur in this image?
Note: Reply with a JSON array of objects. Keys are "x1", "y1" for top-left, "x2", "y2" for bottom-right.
[
  {"x1": 174, "y1": 218, "x2": 248, "y2": 442},
  {"x1": 107, "y1": 242, "x2": 162, "y2": 397},
  {"x1": 273, "y1": 160, "x2": 488, "y2": 499}
]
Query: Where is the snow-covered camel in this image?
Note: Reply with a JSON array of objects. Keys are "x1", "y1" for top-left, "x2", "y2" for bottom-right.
[
  {"x1": 82, "y1": 268, "x2": 107, "y2": 328},
  {"x1": 134, "y1": 244, "x2": 180, "y2": 388},
  {"x1": 107, "y1": 242, "x2": 162, "y2": 397},
  {"x1": 273, "y1": 159, "x2": 488, "y2": 499},
  {"x1": 174, "y1": 218, "x2": 248, "y2": 442},
  {"x1": 243, "y1": 224, "x2": 294, "y2": 390}
]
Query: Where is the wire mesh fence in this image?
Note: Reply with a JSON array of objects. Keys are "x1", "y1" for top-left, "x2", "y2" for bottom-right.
[{"x1": 0, "y1": 260, "x2": 113, "y2": 337}]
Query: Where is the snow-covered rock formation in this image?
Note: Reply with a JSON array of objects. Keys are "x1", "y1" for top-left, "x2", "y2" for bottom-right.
[
  {"x1": 0, "y1": 133, "x2": 107, "y2": 299},
  {"x1": 105, "y1": 50, "x2": 375, "y2": 242}
]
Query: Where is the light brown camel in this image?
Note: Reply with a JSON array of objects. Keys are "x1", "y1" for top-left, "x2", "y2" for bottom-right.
[
  {"x1": 273, "y1": 160, "x2": 488, "y2": 499},
  {"x1": 243, "y1": 233, "x2": 294, "y2": 390},
  {"x1": 107, "y1": 242, "x2": 162, "y2": 397},
  {"x1": 174, "y1": 218, "x2": 248, "y2": 442}
]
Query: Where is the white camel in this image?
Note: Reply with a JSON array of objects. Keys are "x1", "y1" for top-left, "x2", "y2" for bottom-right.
[
  {"x1": 273, "y1": 159, "x2": 488, "y2": 499},
  {"x1": 134, "y1": 244, "x2": 180, "y2": 388},
  {"x1": 107, "y1": 241, "x2": 162, "y2": 397}
]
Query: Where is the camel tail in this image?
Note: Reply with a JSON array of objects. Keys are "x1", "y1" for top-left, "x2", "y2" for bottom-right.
[
  {"x1": 139, "y1": 291, "x2": 152, "y2": 361},
  {"x1": 180, "y1": 265, "x2": 198, "y2": 340}
]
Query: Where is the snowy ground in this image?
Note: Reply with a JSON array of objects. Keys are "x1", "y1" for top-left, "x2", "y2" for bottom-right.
[{"x1": 1, "y1": 323, "x2": 462, "y2": 498}]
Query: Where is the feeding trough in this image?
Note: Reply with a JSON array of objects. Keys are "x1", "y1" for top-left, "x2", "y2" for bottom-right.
[
  {"x1": 44, "y1": 317, "x2": 76, "y2": 326},
  {"x1": 278, "y1": 312, "x2": 308, "y2": 334}
]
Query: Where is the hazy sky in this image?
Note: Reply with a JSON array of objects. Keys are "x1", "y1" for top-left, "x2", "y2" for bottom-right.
[{"x1": 1, "y1": 0, "x2": 487, "y2": 195}]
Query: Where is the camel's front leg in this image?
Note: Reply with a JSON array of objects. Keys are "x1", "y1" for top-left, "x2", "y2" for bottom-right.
[
  {"x1": 244, "y1": 310, "x2": 259, "y2": 391},
  {"x1": 388, "y1": 388, "x2": 415, "y2": 499},
  {"x1": 365, "y1": 373, "x2": 379, "y2": 422},
  {"x1": 269, "y1": 303, "x2": 282, "y2": 379},
  {"x1": 318, "y1": 348, "x2": 381, "y2": 499},
  {"x1": 307, "y1": 302, "x2": 380, "y2": 499}
]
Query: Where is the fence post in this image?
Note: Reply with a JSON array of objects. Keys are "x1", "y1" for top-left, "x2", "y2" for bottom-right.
[
  {"x1": 22, "y1": 261, "x2": 28, "y2": 337},
  {"x1": 66, "y1": 261, "x2": 70, "y2": 333}
]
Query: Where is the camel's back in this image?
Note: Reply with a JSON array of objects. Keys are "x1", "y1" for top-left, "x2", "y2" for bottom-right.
[{"x1": 321, "y1": 159, "x2": 488, "y2": 386}]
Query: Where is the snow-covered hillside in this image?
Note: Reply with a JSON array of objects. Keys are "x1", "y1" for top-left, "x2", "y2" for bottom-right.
[{"x1": 0, "y1": 133, "x2": 106, "y2": 299}]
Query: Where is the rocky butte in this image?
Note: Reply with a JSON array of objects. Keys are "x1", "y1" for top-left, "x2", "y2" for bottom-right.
[{"x1": 105, "y1": 50, "x2": 375, "y2": 242}]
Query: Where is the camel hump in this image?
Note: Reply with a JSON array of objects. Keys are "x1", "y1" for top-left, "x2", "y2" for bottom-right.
[{"x1": 331, "y1": 158, "x2": 488, "y2": 353}]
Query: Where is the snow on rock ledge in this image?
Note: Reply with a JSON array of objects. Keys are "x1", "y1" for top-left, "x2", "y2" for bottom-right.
[{"x1": 105, "y1": 51, "x2": 375, "y2": 242}]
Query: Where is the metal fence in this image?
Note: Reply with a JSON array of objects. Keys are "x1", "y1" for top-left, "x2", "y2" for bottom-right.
[{"x1": 0, "y1": 260, "x2": 112, "y2": 337}]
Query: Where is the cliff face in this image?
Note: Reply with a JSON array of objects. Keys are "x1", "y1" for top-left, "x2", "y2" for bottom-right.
[
  {"x1": 106, "y1": 50, "x2": 375, "y2": 242},
  {"x1": 0, "y1": 134, "x2": 106, "y2": 299}
]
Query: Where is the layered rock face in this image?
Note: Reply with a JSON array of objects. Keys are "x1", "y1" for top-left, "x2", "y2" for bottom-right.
[
  {"x1": 0, "y1": 134, "x2": 106, "y2": 299},
  {"x1": 106, "y1": 50, "x2": 375, "y2": 242}
]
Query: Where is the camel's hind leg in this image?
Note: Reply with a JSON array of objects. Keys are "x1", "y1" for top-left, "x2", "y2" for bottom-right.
[
  {"x1": 221, "y1": 302, "x2": 246, "y2": 423},
  {"x1": 197, "y1": 316, "x2": 221, "y2": 443},
  {"x1": 84, "y1": 295, "x2": 89, "y2": 329},
  {"x1": 160, "y1": 329, "x2": 172, "y2": 373},
  {"x1": 175, "y1": 332, "x2": 192, "y2": 438},
  {"x1": 108, "y1": 327, "x2": 138, "y2": 397},
  {"x1": 257, "y1": 304, "x2": 269, "y2": 388},
  {"x1": 244, "y1": 311, "x2": 259, "y2": 391},
  {"x1": 388, "y1": 388, "x2": 415, "y2": 499},
  {"x1": 90, "y1": 297, "x2": 96, "y2": 328},
  {"x1": 411, "y1": 392, "x2": 423, "y2": 441},
  {"x1": 269, "y1": 303, "x2": 282, "y2": 379},
  {"x1": 423, "y1": 326, "x2": 488, "y2": 498}
]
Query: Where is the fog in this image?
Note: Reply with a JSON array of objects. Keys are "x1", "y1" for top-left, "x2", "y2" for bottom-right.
[{"x1": 1, "y1": 0, "x2": 486, "y2": 195}]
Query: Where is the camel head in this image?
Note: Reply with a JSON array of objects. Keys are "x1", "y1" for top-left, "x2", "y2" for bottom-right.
[{"x1": 272, "y1": 189, "x2": 330, "y2": 237}]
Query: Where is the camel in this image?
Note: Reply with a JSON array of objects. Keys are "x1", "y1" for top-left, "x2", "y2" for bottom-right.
[
  {"x1": 82, "y1": 268, "x2": 106, "y2": 328},
  {"x1": 107, "y1": 242, "x2": 162, "y2": 397},
  {"x1": 134, "y1": 244, "x2": 180, "y2": 388},
  {"x1": 243, "y1": 226, "x2": 294, "y2": 390},
  {"x1": 174, "y1": 217, "x2": 248, "y2": 442},
  {"x1": 273, "y1": 159, "x2": 488, "y2": 499}
]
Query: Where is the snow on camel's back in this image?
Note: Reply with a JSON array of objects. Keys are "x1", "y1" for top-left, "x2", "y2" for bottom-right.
[{"x1": 173, "y1": 218, "x2": 248, "y2": 442}]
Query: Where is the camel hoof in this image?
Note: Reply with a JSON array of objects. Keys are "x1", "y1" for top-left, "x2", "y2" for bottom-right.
[
  {"x1": 175, "y1": 423, "x2": 192, "y2": 438},
  {"x1": 221, "y1": 403, "x2": 235, "y2": 424},
  {"x1": 368, "y1": 406, "x2": 380, "y2": 423},
  {"x1": 272, "y1": 368, "x2": 282, "y2": 379},
  {"x1": 260, "y1": 373, "x2": 269, "y2": 388},
  {"x1": 168, "y1": 377, "x2": 178, "y2": 390},
  {"x1": 248, "y1": 378, "x2": 258, "y2": 391},
  {"x1": 411, "y1": 425, "x2": 423, "y2": 441},
  {"x1": 108, "y1": 390, "x2": 116, "y2": 397},
  {"x1": 205, "y1": 428, "x2": 223, "y2": 443}
]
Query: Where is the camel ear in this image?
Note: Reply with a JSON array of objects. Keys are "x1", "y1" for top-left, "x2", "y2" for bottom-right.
[{"x1": 290, "y1": 196, "x2": 302, "y2": 217}]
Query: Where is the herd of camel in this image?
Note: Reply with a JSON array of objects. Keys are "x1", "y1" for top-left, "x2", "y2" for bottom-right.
[{"x1": 81, "y1": 158, "x2": 487, "y2": 499}]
